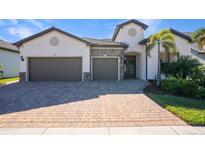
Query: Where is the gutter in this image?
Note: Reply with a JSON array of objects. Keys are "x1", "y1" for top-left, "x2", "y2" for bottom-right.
[{"x1": 0, "y1": 47, "x2": 20, "y2": 53}]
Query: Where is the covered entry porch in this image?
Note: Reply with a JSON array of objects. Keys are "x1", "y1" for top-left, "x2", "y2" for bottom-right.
[{"x1": 124, "y1": 52, "x2": 141, "y2": 79}]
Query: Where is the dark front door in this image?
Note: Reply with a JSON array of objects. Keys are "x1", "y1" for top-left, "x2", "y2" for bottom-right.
[{"x1": 124, "y1": 56, "x2": 136, "y2": 79}]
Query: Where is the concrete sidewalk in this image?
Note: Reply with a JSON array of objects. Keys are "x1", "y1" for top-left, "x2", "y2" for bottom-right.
[{"x1": 0, "y1": 126, "x2": 204, "y2": 135}]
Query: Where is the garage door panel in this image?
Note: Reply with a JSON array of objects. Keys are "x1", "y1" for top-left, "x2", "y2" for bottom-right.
[
  {"x1": 29, "y1": 57, "x2": 82, "y2": 81},
  {"x1": 93, "y1": 58, "x2": 118, "y2": 80}
]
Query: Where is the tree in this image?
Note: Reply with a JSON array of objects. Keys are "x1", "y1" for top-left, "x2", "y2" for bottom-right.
[
  {"x1": 192, "y1": 28, "x2": 205, "y2": 49},
  {"x1": 146, "y1": 29, "x2": 177, "y2": 85}
]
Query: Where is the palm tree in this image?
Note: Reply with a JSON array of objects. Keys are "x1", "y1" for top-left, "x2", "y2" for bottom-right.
[
  {"x1": 192, "y1": 28, "x2": 205, "y2": 50},
  {"x1": 146, "y1": 29, "x2": 177, "y2": 86}
]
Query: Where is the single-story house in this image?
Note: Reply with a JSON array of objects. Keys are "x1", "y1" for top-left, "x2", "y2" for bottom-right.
[
  {"x1": 0, "y1": 40, "x2": 20, "y2": 78},
  {"x1": 13, "y1": 19, "x2": 205, "y2": 82}
]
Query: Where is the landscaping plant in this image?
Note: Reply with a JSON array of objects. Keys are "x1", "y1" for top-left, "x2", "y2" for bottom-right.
[
  {"x1": 161, "y1": 77, "x2": 199, "y2": 97},
  {"x1": 146, "y1": 29, "x2": 177, "y2": 85},
  {"x1": 192, "y1": 28, "x2": 205, "y2": 49}
]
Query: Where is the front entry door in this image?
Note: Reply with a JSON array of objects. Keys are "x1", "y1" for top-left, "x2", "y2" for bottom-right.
[{"x1": 124, "y1": 56, "x2": 136, "y2": 79}]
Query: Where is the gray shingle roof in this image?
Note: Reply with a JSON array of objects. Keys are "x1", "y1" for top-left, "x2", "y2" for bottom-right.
[
  {"x1": 83, "y1": 37, "x2": 128, "y2": 48},
  {"x1": 139, "y1": 29, "x2": 193, "y2": 45},
  {"x1": 13, "y1": 27, "x2": 128, "y2": 48},
  {"x1": 0, "y1": 40, "x2": 19, "y2": 53},
  {"x1": 183, "y1": 32, "x2": 193, "y2": 38}
]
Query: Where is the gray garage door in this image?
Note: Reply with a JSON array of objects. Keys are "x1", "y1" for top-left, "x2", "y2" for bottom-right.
[
  {"x1": 29, "y1": 57, "x2": 82, "y2": 81},
  {"x1": 93, "y1": 58, "x2": 118, "y2": 80}
]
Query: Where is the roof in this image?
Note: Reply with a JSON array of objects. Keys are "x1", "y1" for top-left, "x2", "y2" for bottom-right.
[
  {"x1": 13, "y1": 27, "x2": 128, "y2": 48},
  {"x1": 13, "y1": 27, "x2": 92, "y2": 46},
  {"x1": 83, "y1": 37, "x2": 128, "y2": 48},
  {"x1": 0, "y1": 40, "x2": 19, "y2": 53},
  {"x1": 112, "y1": 19, "x2": 148, "y2": 41},
  {"x1": 183, "y1": 32, "x2": 193, "y2": 38},
  {"x1": 170, "y1": 29, "x2": 192, "y2": 42},
  {"x1": 139, "y1": 28, "x2": 192, "y2": 45},
  {"x1": 191, "y1": 47, "x2": 205, "y2": 54}
]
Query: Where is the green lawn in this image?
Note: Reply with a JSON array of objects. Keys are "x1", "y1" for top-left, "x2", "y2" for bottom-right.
[
  {"x1": 0, "y1": 77, "x2": 19, "y2": 84},
  {"x1": 148, "y1": 94, "x2": 205, "y2": 126}
]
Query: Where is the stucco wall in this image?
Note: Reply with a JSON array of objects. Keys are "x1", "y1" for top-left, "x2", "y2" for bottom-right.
[
  {"x1": 0, "y1": 49, "x2": 19, "y2": 78},
  {"x1": 114, "y1": 23, "x2": 147, "y2": 80},
  {"x1": 114, "y1": 23, "x2": 145, "y2": 53},
  {"x1": 19, "y1": 30, "x2": 90, "y2": 81}
]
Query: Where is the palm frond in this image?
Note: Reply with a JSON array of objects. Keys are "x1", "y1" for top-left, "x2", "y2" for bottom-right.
[
  {"x1": 162, "y1": 40, "x2": 177, "y2": 53},
  {"x1": 159, "y1": 29, "x2": 172, "y2": 36},
  {"x1": 192, "y1": 28, "x2": 205, "y2": 42},
  {"x1": 197, "y1": 34, "x2": 205, "y2": 49},
  {"x1": 149, "y1": 34, "x2": 159, "y2": 44},
  {"x1": 160, "y1": 33, "x2": 175, "y2": 42}
]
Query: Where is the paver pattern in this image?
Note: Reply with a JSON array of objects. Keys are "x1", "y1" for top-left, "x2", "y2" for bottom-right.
[{"x1": 0, "y1": 80, "x2": 186, "y2": 127}]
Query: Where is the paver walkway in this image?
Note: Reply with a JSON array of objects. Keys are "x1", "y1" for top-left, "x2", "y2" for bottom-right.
[{"x1": 0, "y1": 80, "x2": 186, "y2": 128}]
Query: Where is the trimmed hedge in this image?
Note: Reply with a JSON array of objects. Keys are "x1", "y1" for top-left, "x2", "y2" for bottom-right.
[
  {"x1": 161, "y1": 78, "x2": 199, "y2": 97},
  {"x1": 196, "y1": 87, "x2": 205, "y2": 98},
  {"x1": 161, "y1": 77, "x2": 181, "y2": 94}
]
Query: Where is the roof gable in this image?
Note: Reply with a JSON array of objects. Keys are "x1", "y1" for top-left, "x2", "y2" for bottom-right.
[
  {"x1": 139, "y1": 28, "x2": 192, "y2": 45},
  {"x1": 13, "y1": 27, "x2": 91, "y2": 46},
  {"x1": 0, "y1": 40, "x2": 19, "y2": 53},
  {"x1": 112, "y1": 19, "x2": 148, "y2": 41}
]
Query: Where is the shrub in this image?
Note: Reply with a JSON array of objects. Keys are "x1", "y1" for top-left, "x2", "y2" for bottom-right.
[
  {"x1": 196, "y1": 87, "x2": 205, "y2": 98},
  {"x1": 180, "y1": 80, "x2": 199, "y2": 97},
  {"x1": 199, "y1": 76, "x2": 205, "y2": 87},
  {"x1": 161, "y1": 77, "x2": 182, "y2": 94},
  {"x1": 161, "y1": 78, "x2": 199, "y2": 97},
  {"x1": 161, "y1": 55, "x2": 204, "y2": 79}
]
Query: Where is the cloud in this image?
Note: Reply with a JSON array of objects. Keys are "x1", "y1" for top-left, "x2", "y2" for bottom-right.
[
  {"x1": 139, "y1": 19, "x2": 162, "y2": 36},
  {"x1": 7, "y1": 26, "x2": 33, "y2": 38},
  {"x1": 27, "y1": 19, "x2": 44, "y2": 29}
]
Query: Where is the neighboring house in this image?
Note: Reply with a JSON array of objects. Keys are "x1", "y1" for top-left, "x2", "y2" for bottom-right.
[
  {"x1": 13, "y1": 19, "x2": 205, "y2": 82},
  {"x1": 0, "y1": 40, "x2": 20, "y2": 78}
]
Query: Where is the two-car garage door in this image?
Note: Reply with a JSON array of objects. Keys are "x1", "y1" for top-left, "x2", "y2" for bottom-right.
[
  {"x1": 29, "y1": 57, "x2": 82, "y2": 81},
  {"x1": 29, "y1": 57, "x2": 119, "y2": 81}
]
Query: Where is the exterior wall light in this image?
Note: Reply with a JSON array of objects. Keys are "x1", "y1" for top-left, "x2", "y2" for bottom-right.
[{"x1": 20, "y1": 56, "x2": 24, "y2": 61}]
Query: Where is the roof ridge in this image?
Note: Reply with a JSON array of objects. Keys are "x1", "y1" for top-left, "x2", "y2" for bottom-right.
[{"x1": 13, "y1": 27, "x2": 91, "y2": 46}]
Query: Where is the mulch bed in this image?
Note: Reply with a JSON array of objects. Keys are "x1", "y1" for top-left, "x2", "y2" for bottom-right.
[{"x1": 143, "y1": 81, "x2": 165, "y2": 95}]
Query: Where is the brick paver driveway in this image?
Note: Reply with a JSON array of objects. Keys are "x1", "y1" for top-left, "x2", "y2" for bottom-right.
[{"x1": 0, "y1": 80, "x2": 186, "y2": 127}]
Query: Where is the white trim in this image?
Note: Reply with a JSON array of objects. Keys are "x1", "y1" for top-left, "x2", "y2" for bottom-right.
[
  {"x1": 27, "y1": 56, "x2": 84, "y2": 82},
  {"x1": 91, "y1": 56, "x2": 120, "y2": 81}
]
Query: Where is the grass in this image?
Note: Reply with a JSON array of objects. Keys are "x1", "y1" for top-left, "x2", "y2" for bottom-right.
[
  {"x1": 148, "y1": 94, "x2": 205, "y2": 126},
  {"x1": 0, "y1": 77, "x2": 19, "y2": 84}
]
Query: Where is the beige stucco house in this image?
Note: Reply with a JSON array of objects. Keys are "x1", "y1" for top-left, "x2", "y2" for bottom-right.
[
  {"x1": 14, "y1": 19, "x2": 205, "y2": 82},
  {"x1": 0, "y1": 40, "x2": 20, "y2": 78}
]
